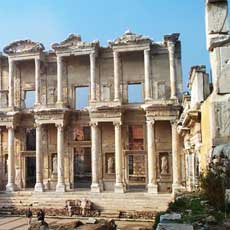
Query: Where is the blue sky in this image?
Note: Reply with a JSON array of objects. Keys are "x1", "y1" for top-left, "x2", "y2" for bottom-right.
[{"x1": 0, "y1": 0, "x2": 210, "y2": 91}]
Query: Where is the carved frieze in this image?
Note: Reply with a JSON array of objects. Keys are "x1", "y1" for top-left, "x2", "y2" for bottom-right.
[{"x1": 4, "y1": 40, "x2": 44, "y2": 55}]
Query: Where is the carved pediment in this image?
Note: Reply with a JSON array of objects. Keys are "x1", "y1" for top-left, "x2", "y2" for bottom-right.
[
  {"x1": 4, "y1": 40, "x2": 45, "y2": 55},
  {"x1": 109, "y1": 30, "x2": 152, "y2": 46},
  {"x1": 52, "y1": 34, "x2": 99, "y2": 51}
]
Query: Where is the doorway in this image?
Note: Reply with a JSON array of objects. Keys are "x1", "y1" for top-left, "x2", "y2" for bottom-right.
[
  {"x1": 74, "y1": 147, "x2": 91, "y2": 188},
  {"x1": 126, "y1": 152, "x2": 147, "y2": 191},
  {"x1": 26, "y1": 157, "x2": 36, "y2": 188}
]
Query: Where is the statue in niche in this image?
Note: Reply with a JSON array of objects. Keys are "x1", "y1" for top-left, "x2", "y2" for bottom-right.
[
  {"x1": 160, "y1": 155, "x2": 168, "y2": 175},
  {"x1": 107, "y1": 155, "x2": 115, "y2": 174},
  {"x1": 52, "y1": 154, "x2": 57, "y2": 175}
]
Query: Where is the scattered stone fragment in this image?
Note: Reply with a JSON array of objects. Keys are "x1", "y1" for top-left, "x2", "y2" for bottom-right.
[
  {"x1": 86, "y1": 218, "x2": 97, "y2": 224},
  {"x1": 159, "y1": 213, "x2": 181, "y2": 223},
  {"x1": 205, "y1": 215, "x2": 217, "y2": 225},
  {"x1": 156, "y1": 223, "x2": 193, "y2": 230}
]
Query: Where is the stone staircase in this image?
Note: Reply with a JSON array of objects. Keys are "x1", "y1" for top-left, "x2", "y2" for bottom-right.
[{"x1": 0, "y1": 191, "x2": 173, "y2": 218}]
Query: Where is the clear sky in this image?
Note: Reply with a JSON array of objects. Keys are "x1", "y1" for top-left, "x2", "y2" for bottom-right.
[{"x1": 0, "y1": 0, "x2": 210, "y2": 91}]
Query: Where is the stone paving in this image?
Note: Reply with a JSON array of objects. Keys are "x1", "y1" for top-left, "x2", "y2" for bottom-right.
[{"x1": 0, "y1": 216, "x2": 153, "y2": 230}]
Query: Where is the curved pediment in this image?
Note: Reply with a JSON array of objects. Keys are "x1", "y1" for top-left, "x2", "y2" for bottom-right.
[
  {"x1": 52, "y1": 34, "x2": 99, "y2": 51},
  {"x1": 4, "y1": 40, "x2": 45, "y2": 55},
  {"x1": 109, "y1": 30, "x2": 152, "y2": 47}
]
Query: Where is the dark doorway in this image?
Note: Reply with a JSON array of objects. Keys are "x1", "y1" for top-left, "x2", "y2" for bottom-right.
[
  {"x1": 26, "y1": 157, "x2": 36, "y2": 188},
  {"x1": 74, "y1": 147, "x2": 91, "y2": 188}
]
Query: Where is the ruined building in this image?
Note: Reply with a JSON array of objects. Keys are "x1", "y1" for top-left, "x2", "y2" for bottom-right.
[
  {"x1": 0, "y1": 31, "x2": 184, "y2": 196},
  {"x1": 178, "y1": 0, "x2": 230, "y2": 191}
]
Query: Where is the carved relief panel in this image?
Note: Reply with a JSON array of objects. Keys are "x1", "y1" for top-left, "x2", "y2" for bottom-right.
[
  {"x1": 214, "y1": 99, "x2": 230, "y2": 138},
  {"x1": 219, "y1": 47, "x2": 230, "y2": 94}
]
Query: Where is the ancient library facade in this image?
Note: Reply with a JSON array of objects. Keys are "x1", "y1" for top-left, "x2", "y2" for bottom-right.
[{"x1": 0, "y1": 31, "x2": 184, "y2": 194}]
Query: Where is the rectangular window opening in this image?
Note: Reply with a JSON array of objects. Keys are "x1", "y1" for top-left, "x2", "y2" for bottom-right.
[
  {"x1": 25, "y1": 90, "x2": 35, "y2": 108},
  {"x1": 128, "y1": 83, "x2": 143, "y2": 103},
  {"x1": 75, "y1": 86, "x2": 89, "y2": 109},
  {"x1": 26, "y1": 128, "x2": 36, "y2": 151},
  {"x1": 128, "y1": 125, "x2": 144, "y2": 150}
]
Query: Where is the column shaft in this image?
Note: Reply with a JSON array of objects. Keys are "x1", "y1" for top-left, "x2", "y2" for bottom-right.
[
  {"x1": 56, "y1": 124, "x2": 66, "y2": 192},
  {"x1": 144, "y1": 49, "x2": 151, "y2": 100},
  {"x1": 57, "y1": 56, "x2": 63, "y2": 106},
  {"x1": 113, "y1": 51, "x2": 120, "y2": 101},
  {"x1": 114, "y1": 122, "x2": 124, "y2": 193},
  {"x1": 34, "y1": 124, "x2": 44, "y2": 192},
  {"x1": 91, "y1": 123, "x2": 100, "y2": 192},
  {"x1": 171, "y1": 120, "x2": 180, "y2": 193},
  {"x1": 6, "y1": 126, "x2": 16, "y2": 191},
  {"x1": 35, "y1": 58, "x2": 40, "y2": 105},
  {"x1": 168, "y1": 42, "x2": 177, "y2": 99},
  {"x1": 8, "y1": 59, "x2": 14, "y2": 109},
  {"x1": 147, "y1": 120, "x2": 158, "y2": 193},
  {"x1": 90, "y1": 52, "x2": 96, "y2": 101}
]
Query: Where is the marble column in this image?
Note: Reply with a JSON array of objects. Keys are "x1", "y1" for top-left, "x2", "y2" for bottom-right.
[
  {"x1": 168, "y1": 41, "x2": 177, "y2": 99},
  {"x1": 34, "y1": 124, "x2": 44, "y2": 192},
  {"x1": 144, "y1": 49, "x2": 151, "y2": 100},
  {"x1": 113, "y1": 51, "x2": 120, "y2": 102},
  {"x1": 6, "y1": 125, "x2": 16, "y2": 192},
  {"x1": 90, "y1": 122, "x2": 101, "y2": 192},
  {"x1": 8, "y1": 59, "x2": 14, "y2": 109},
  {"x1": 171, "y1": 120, "x2": 180, "y2": 193},
  {"x1": 90, "y1": 52, "x2": 96, "y2": 101},
  {"x1": 0, "y1": 128, "x2": 2, "y2": 185},
  {"x1": 56, "y1": 56, "x2": 63, "y2": 106},
  {"x1": 147, "y1": 119, "x2": 158, "y2": 193},
  {"x1": 114, "y1": 122, "x2": 124, "y2": 193},
  {"x1": 34, "y1": 57, "x2": 41, "y2": 106},
  {"x1": 56, "y1": 124, "x2": 66, "y2": 192}
]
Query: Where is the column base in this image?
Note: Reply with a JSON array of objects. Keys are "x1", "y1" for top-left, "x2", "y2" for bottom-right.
[
  {"x1": 91, "y1": 183, "x2": 101, "y2": 193},
  {"x1": 170, "y1": 96, "x2": 177, "y2": 100},
  {"x1": 6, "y1": 183, "x2": 16, "y2": 192},
  {"x1": 34, "y1": 182, "x2": 44, "y2": 192},
  {"x1": 56, "y1": 101, "x2": 64, "y2": 109},
  {"x1": 56, "y1": 183, "x2": 66, "y2": 192},
  {"x1": 147, "y1": 183, "x2": 158, "y2": 194},
  {"x1": 34, "y1": 102, "x2": 41, "y2": 108},
  {"x1": 172, "y1": 184, "x2": 183, "y2": 195},
  {"x1": 114, "y1": 183, "x2": 125, "y2": 193},
  {"x1": 145, "y1": 97, "x2": 152, "y2": 102}
]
